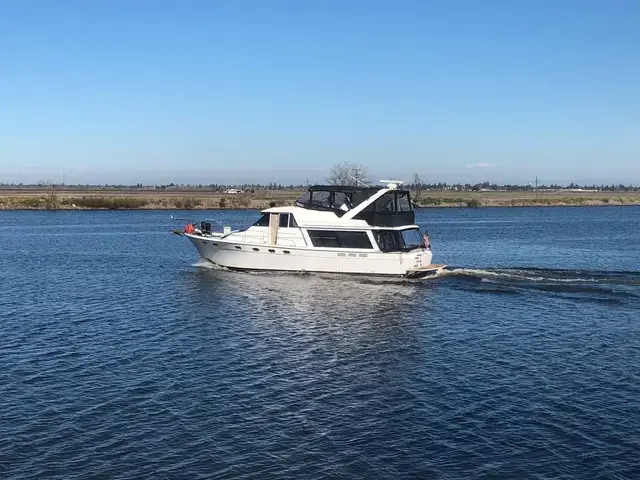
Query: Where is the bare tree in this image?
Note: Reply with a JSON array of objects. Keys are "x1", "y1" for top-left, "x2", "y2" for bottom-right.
[
  {"x1": 412, "y1": 172, "x2": 425, "y2": 204},
  {"x1": 326, "y1": 161, "x2": 371, "y2": 186}
]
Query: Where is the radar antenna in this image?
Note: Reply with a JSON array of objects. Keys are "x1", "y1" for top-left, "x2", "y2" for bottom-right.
[{"x1": 380, "y1": 179, "x2": 404, "y2": 189}]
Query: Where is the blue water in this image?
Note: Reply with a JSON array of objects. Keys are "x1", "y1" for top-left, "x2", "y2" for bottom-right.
[{"x1": 1, "y1": 206, "x2": 639, "y2": 479}]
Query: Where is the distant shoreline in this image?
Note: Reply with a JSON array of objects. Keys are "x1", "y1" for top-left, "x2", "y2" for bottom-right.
[{"x1": 1, "y1": 189, "x2": 639, "y2": 210}]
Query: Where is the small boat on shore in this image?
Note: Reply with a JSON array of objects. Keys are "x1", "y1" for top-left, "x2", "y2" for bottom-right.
[{"x1": 175, "y1": 180, "x2": 446, "y2": 278}]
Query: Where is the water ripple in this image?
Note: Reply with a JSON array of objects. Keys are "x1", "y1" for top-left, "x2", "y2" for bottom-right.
[{"x1": 1, "y1": 208, "x2": 640, "y2": 478}]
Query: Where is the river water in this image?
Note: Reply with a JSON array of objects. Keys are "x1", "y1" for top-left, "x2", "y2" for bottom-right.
[{"x1": 1, "y1": 206, "x2": 639, "y2": 479}]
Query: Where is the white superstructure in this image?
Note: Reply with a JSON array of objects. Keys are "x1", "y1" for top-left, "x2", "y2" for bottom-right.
[{"x1": 177, "y1": 181, "x2": 445, "y2": 278}]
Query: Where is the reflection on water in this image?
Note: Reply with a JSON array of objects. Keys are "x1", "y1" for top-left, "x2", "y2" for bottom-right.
[{"x1": 190, "y1": 266, "x2": 433, "y2": 339}]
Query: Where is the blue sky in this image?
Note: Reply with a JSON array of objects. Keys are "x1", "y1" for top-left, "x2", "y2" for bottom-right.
[{"x1": 1, "y1": 0, "x2": 638, "y2": 185}]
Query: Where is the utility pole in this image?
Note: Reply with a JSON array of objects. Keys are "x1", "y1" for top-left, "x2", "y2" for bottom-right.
[{"x1": 535, "y1": 176, "x2": 538, "y2": 199}]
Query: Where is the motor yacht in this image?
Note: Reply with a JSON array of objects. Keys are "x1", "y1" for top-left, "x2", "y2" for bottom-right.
[{"x1": 176, "y1": 180, "x2": 446, "y2": 278}]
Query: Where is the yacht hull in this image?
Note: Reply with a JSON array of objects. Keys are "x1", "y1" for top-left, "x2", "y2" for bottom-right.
[{"x1": 185, "y1": 234, "x2": 433, "y2": 277}]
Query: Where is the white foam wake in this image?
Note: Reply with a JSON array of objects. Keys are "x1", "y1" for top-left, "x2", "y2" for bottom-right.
[
  {"x1": 443, "y1": 268, "x2": 604, "y2": 283},
  {"x1": 192, "y1": 258, "x2": 228, "y2": 270}
]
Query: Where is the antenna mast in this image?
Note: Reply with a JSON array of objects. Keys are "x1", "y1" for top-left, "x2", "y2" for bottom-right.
[{"x1": 347, "y1": 172, "x2": 371, "y2": 187}]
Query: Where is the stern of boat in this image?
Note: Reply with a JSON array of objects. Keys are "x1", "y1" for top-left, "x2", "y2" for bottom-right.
[{"x1": 402, "y1": 243, "x2": 446, "y2": 278}]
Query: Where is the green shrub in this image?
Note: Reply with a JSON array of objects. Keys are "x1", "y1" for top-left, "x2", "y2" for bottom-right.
[
  {"x1": 233, "y1": 196, "x2": 251, "y2": 208},
  {"x1": 19, "y1": 197, "x2": 45, "y2": 208},
  {"x1": 174, "y1": 197, "x2": 202, "y2": 209},
  {"x1": 219, "y1": 198, "x2": 227, "y2": 208},
  {"x1": 419, "y1": 197, "x2": 443, "y2": 206},
  {"x1": 466, "y1": 198, "x2": 482, "y2": 208}
]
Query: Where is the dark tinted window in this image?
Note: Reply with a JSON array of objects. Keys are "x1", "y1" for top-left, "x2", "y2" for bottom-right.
[
  {"x1": 397, "y1": 192, "x2": 412, "y2": 212},
  {"x1": 295, "y1": 190, "x2": 357, "y2": 213},
  {"x1": 374, "y1": 230, "x2": 403, "y2": 252},
  {"x1": 253, "y1": 214, "x2": 269, "y2": 226},
  {"x1": 356, "y1": 191, "x2": 413, "y2": 215},
  {"x1": 308, "y1": 230, "x2": 372, "y2": 249},
  {"x1": 376, "y1": 192, "x2": 396, "y2": 213},
  {"x1": 308, "y1": 230, "x2": 339, "y2": 247},
  {"x1": 333, "y1": 192, "x2": 353, "y2": 211},
  {"x1": 374, "y1": 228, "x2": 424, "y2": 252},
  {"x1": 276, "y1": 213, "x2": 299, "y2": 227},
  {"x1": 338, "y1": 231, "x2": 372, "y2": 248},
  {"x1": 295, "y1": 192, "x2": 311, "y2": 206},
  {"x1": 310, "y1": 191, "x2": 331, "y2": 207},
  {"x1": 400, "y1": 228, "x2": 424, "y2": 248}
]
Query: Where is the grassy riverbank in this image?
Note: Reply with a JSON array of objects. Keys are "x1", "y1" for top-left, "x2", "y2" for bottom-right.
[
  {"x1": 414, "y1": 190, "x2": 640, "y2": 208},
  {"x1": 1, "y1": 188, "x2": 639, "y2": 210}
]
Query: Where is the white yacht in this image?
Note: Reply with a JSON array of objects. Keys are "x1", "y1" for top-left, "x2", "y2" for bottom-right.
[{"x1": 176, "y1": 181, "x2": 446, "y2": 278}]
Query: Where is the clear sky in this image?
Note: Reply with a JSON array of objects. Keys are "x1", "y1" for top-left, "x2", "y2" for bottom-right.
[{"x1": 1, "y1": 0, "x2": 638, "y2": 185}]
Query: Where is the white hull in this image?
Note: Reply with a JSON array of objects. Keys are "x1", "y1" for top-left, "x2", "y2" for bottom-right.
[{"x1": 185, "y1": 234, "x2": 434, "y2": 277}]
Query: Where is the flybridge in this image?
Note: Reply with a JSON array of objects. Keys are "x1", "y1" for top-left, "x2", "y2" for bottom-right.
[{"x1": 295, "y1": 181, "x2": 416, "y2": 227}]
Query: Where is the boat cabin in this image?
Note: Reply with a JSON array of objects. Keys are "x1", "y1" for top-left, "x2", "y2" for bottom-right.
[{"x1": 295, "y1": 184, "x2": 415, "y2": 227}]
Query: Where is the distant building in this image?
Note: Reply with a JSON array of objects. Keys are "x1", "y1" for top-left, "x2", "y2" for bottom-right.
[{"x1": 224, "y1": 188, "x2": 243, "y2": 194}]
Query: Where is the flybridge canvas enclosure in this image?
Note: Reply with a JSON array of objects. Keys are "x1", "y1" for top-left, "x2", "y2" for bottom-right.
[
  {"x1": 295, "y1": 185, "x2": 415, "y2": 226},
  {"x1": 295, "y1": 185, "x2": 379, "y2": 216},
  {"x1": 353, "y1": 190, "x2": 415, "y2": 227}
]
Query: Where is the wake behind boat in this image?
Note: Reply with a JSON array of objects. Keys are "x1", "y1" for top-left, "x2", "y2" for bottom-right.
[{"x1": 175, "y1": 180, "x2": 446, "y2": 278}]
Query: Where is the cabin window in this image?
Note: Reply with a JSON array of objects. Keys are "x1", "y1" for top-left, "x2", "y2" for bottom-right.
[
  {"x1": 400, "y1": 228, "x2": 424, "y2": 249},
  {"x1": 374, "y1": 228, "x2": 424, "y2": 252},
  {"x1": 337, "y1": 232, "x2": 372, "y2": 249},
  {"x1": 308, "y1": 230, "x2": 338, "y2": 247},
  {"x1": 253, "y1": 214, "x2": 270, "y2": 227},
  {"x1": 277, "y1": 213, "x2": 299, "y2": 228},
  {"x1": 307, "y1": 230, "x2": 373, "y2": 249},
  {"x1": 374, "y1": 230, "x2": 403, "y2": 252}
]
